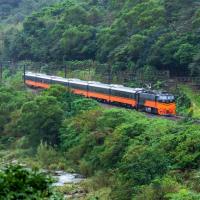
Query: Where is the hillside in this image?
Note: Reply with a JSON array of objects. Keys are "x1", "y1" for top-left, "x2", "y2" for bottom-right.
[
  {"x1": 2, "y1": 0, "x2": 200, "y2": 77},
  {"x1": 1, "y1": 1, "x2": 200, "y2": 199},
  {"x1": 0, "y1": 0, "x2": 61, "y2": 24},
  {"x1": 1, "y1": 73, "x2": 200, "y2": 199}
]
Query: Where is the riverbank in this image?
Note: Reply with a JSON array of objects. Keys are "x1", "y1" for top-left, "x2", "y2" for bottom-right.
[{"x1": 0, "y1": 145, "x2": 111, "y2": 200}]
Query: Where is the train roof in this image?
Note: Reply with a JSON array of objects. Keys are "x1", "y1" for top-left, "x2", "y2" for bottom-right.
[
  {"x1": 111, "y1": 86, "x2": 144, "y2": 93},
  {"x1": 88, "y1": 81, "x2": 110, "y2": 89},
  {"x1": 25, "y1": 72, "x2": 172, "y2": 95},
  {"x1": 26, "y1": 72, "x2": 56, "y2": 81},
  {"x1": 25, "y1": 72, "x2": 145, "y2": 93}
]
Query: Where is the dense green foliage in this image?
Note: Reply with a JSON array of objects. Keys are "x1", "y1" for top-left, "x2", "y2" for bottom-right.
[
  {"x1": 0, "y1": 165, "x2": 61, "y2": 200},
  {"x1": 2, "y1": 0, "x2": 200, "y2": 76},
  {"x1": 179, "y1": 85, "x2": 200, "y2": 118},
  {"x1": 0, "y1": 83, "x2": 98, "y2": 148},
  {"x1": 1, "y1": 0, "x2": 200, "y2": 198},
  {"x1": 60, "y1": 108, "x2": 200, "y2": 199},
  {"x1": 1, "y1": 76, "x2": 200, "y2": 199}
]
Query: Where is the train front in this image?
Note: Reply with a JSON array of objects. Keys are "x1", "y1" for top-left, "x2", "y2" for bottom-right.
[{"x1": 156, "y1": 94, "x2": 176, "y2": 116}]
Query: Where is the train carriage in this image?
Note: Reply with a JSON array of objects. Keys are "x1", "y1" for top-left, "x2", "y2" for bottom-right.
[
  {"x1": 88, "y1": 82, "x2": 110, "y2": 101},
  {"x1": 24, "y1": 72, "x2": 176, "y2": 116},
  {"x1": 110, "y1": 86, "x2": 137, "y2": 108}
]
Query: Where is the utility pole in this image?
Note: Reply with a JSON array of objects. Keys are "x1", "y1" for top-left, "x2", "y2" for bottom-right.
[
  {"x1": 64, "y1": 64, "x2": 67, "y2": 78},
  {"x1": 23, "y1": 64, "x2": 26, "y2": 84},
  {"x1": 108, "y1": 63, "x2": 112, "y2": 103},
  {"x1": 0, "y1": 63, "x2": 2, "y2": 84},
  {"x1": 108, "y1": 64, "x2": 112, "y2": 84},
  {"x1": 63, "y1": 55, "x2": 67, "y2": 78},
  {"x1": 0, "y1": 31, "x2": 4, "y2": 55}
]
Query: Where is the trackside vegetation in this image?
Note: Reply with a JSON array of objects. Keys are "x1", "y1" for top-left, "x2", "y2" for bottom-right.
[
  {"x1": 1, "y1": 0, "x2": 200, "y2": 199},
  {"x1": 0, "y1": 75, "x2": 200, "y2": 199}
]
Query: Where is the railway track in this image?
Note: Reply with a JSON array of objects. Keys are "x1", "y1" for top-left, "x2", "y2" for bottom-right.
[
  {"x1": 145, "y1": 113, "x2": 184, "y2": 121},
  {"x1": 99, "y1": 102, "x2": 189, "y2": 122}
]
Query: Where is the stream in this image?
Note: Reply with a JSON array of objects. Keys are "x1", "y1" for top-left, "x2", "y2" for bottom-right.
[{"x1": 52, "y1": 170, "x2": 85, "y2": 186}]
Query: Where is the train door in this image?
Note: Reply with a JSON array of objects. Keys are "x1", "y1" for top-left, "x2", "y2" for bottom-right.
[
  {"x1": 136, "y1": 93, "x2": 141, "y2": 110},
  {"x1": 137, "y1": 93, "x2": 146, "y2": 109}
]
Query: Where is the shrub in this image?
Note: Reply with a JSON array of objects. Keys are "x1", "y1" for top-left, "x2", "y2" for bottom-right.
[
  {"x1": 79, "y1": 159, "x2": 94, "y2": 177},
  {"x1": 0, "y1": 165, "x2": 60, "y2": 200},
  {"x1": 166, "y1": 189, "x2": 200, "y2": 200},
  {"x1": 176, "y1": 88, "x2": 191, "y2": 115},
  {"x1": 133, "y1": 176, "x2": 180, "y2": 200},
  {"x1": 36, "y1": 142, "x2": 62, "y2": 169},
  {"x1": 121, "y1": 145, "x2": 169, "y2": 185}
]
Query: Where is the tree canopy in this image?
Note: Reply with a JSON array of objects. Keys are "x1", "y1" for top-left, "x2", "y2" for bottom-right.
[{"x1": 2, "y1": 0, "x2": 200, "y2": 76}]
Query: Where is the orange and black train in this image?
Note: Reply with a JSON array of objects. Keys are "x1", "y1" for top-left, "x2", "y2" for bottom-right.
[{"x1": 24, "y1": 72, "x2": 176, "y2": 116}]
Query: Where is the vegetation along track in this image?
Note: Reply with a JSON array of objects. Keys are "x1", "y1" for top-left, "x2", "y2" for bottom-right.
[
  {"x1": 99, "y1": 102, "x2": 193, "y2": 122},
  {"x1": 27, "y1": 87, "x2": 190, "y2": 122},
  {"x1": 28, "y1": 87, "x2": 194, "y2": 123}
]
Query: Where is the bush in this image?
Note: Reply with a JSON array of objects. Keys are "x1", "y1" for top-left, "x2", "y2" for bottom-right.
[
  {"x1": 166, "y1": 189, "x2": 200, "y2": 200},
  {"x1": 0, "y1": 165, "x2": 59, "y2": 200},
  {"x1": 71, "y1": 98, "x2": 100, "y2": 115},
  {"x1": 36, "y1": 142, "x2": 63, "y2": 169},
  {"x1": 175, "y1": 88, "x2": 191, "y2": 115},
  {"x1": 79, "y1": 159, "x2": 94, "y2": 177},
  {"x1": 121, "y1": 145, "x2": 169, "y2": 185},
  {"x1": 133, "y1": 176, "x2": 180, "y2": 200}
]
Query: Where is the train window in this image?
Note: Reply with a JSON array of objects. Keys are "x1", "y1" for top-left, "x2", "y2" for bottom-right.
[
  {"x1": 69, "y1": 83, "x2": 87, "y2": 90},
  {"x1": 35, "y1": 77, "x2": 41, "y2": 82},
  {"x1": 168, "y1": 96, "x2": 175, "y2": 101},
  {"x1": 111, "y1": 90, "x2": 134, "y2": 99},
  {"x1": 140, "y1": 93, "x2": 155, "y2": 101},
  {"x1": 46, "y1": 79, "x2": 51, "y2": 84},
  {"x1": 51, "y1": 80, "x2": 56, "y2": 84},
  {"x1": 99, "y1": 88, "x2": 108, "y2": 94},
  {"x1": 158, "y1": 96, "x2": 167, "y2": 101},
  {"x1": 89, "y1": 86, "x2": 109, "y2": 94},
  {"x1": 157, "y1": 95, "x2": 175, "y2": 103},
  {"x1": 25, "y1": 76, "x2": 32, "y2": 80},
  {"x1": 140, "y1": 93, "x2": 148, "y2": 99},
  {"x1": 41, "y1": 78, "x2": 49, "y2": 83},
  {"x1": 78, "y1": 84, "x2": 87, "y2": 90},
  {"x1": 111, "y1": 90, "x2": 121, "y2": 97},
  {"x1": 42, "y1": 78, "x2": 48, "y2": 83},
  {"x1": 147, "y1": 94, "x2": 156, "y2": 101},
  {"x1": 63, "y1": 82, "x2": 69, "y2": 86},
  {"x1": 122, "y1": 91, "x2": 132, "y2": 98},
  {"x1": 60, "y1": 81, "x2": 67, "y2": 86}
]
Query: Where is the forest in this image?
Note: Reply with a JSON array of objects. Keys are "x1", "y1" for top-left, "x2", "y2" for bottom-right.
[
  {"x1": 1, "y1": 0, "x2": 200, "y2": 77},
  {"x1": 0, "y1": 72, "x2": 200, "y2": 199},
  {"x1": 1, "y1": 0, "x2": 200, "y2": 199}
]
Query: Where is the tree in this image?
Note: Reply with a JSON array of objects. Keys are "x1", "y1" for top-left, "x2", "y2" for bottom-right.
[
  {"x1": 61, "y1": 25, "x2": 97, "y2": 60},
  {"x1": 0, "y1": 87, "x2": 26, "y2": 133},
  {"x1": 17, "y1": 96, "x2": 64, "y2": 146},
  {"x1": 189, "y1": 51, "x2": 200, "y2": 76},
  {"x1": 121, "y1": 145, "x2": 169, "y2": 185}
]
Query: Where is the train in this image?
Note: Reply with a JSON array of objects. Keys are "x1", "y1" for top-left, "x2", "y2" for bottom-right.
[{"x1": 24, "y1": 72, "x2": 176, "y2": 116}]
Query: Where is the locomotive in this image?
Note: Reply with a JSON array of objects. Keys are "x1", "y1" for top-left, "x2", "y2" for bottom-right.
[{"x1": 24, "y1": 72, "x2": 176, "y2": 116}]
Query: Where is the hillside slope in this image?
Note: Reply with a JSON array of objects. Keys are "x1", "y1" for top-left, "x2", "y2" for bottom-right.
[
  {"x1": 1, "y1": 79, "x2": 200, "y2": 199},
  {"x1": 0, "y1": 0, "x2": 61, "y2": 24},
  {"x1": 2, "y1": 0, "x2": 200, "y2": 76}
]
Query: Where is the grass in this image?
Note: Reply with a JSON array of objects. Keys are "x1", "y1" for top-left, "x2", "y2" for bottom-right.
[
  {"x1": 180, "y1": 85, "x2": 200, "y2": 118},
  {"x1": 0, "y1": 141, "x2": 72, "y2": 171}
]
